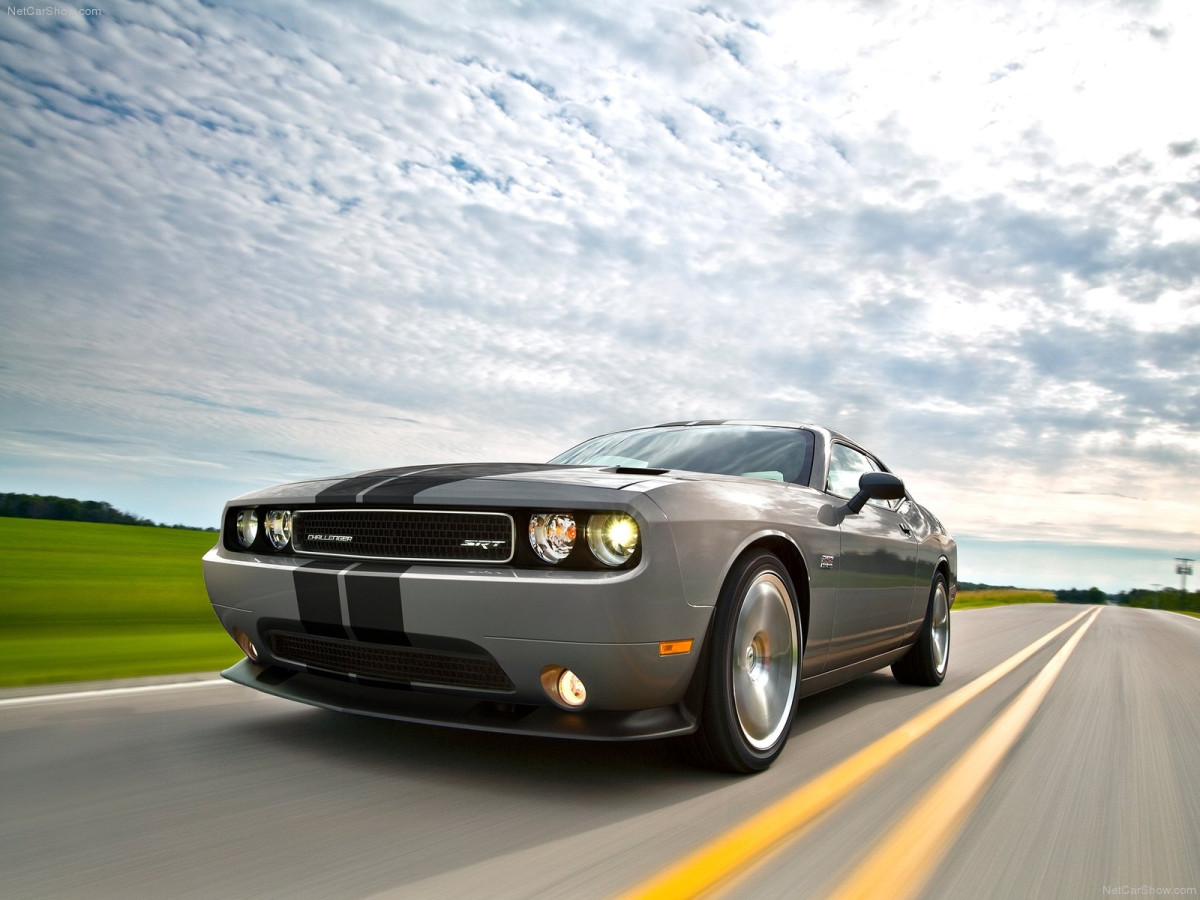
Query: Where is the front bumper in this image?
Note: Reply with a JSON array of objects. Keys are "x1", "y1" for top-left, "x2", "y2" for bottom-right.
[{"x1": 202, "y1": 532, "x2": 712, "y2": 737}]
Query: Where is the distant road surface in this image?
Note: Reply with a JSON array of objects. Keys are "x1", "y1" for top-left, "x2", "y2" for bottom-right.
[{"x1": 2, "y1": 604, "x2": 1198, "y2": 899}]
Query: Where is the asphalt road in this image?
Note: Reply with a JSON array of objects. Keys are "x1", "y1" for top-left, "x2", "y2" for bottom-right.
[{"x1": 2, "y1": 604, "x2": 1198, "y2": 899}]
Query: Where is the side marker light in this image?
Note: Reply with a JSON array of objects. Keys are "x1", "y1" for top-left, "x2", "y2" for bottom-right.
[{"x1": 659, "y1": 639, "x2": 694, "y2": 656}]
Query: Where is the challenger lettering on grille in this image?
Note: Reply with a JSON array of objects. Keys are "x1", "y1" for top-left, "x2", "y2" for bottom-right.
[{"x1": 292, "y1": 509, "x2": 514, "y2": 563}]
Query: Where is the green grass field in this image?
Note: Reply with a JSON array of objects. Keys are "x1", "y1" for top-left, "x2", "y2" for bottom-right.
[
  {"x1": 0, "y1": 517, "x2": 239, "y2": 686},
  {"x1": 953, "y1": 588, "x2": 1056, "y2": 609},
  {"x1": 0, "y1": 516, "x2": 1117, "y2": 687}
]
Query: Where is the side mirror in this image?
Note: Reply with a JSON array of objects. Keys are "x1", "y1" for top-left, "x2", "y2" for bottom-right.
[{"x1": 844, "y1": 471, "x2": 905, "y2": 515}]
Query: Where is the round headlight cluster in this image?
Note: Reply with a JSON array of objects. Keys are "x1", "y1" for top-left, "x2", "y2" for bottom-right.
[
  {"x1": 587, "y1": 513, "x2": 639, "y2": 567},
  {"x1": 232, "y1": 507, "x2": 293, "y2": 551},
  {"x1": 528, "y1": 511, "x2": 639, "y2": 567},
  {"x1": 235, "y1": 509, "x2": 259, "y2": 548},
  {"x1": 529, "y1": 512, "x2": 576, "y2": 564},
  {"x1": 265, "y1": 509, "x2": 292, "y2": 550}
]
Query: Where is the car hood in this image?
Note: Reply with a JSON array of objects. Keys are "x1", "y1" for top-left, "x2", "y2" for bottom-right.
[{"x1": 228, "y1": 462, "x2": 684, "y2": 508}]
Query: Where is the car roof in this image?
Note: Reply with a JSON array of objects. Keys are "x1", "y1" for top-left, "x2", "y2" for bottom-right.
[{"x1": 645, "y1": 419, "x2": 852, "y2": 445}]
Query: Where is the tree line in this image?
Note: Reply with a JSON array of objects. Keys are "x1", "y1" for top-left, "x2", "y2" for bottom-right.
[
  {"x1": 0, "y1": 493, "x2": 215, "y2": 531},
  {"x1": 1057, "y1": 586, "x2": 1198, "y2": 614},
  {"x1": 952, "y1": 582, "x2": 1196, "y2": 615}
]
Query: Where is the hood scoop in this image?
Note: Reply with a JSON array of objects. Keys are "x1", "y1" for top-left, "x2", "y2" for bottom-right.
[{"x1": 611, "y1": 466, "x2": 670, "y2": 476}]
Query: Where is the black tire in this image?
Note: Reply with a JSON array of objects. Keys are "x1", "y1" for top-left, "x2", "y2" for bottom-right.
[
  {"x1": 892, "y1": 573, "x2": 950, "y2": 686},
  {"x1": 686, "y1": 551, "x2": 802, "y2": 774}
]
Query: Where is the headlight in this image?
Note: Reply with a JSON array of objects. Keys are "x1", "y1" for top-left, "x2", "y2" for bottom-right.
[
  {"x1": 529, "y1": 512, "x2": 576, "y2": 564},
  {"x1": 235, "y1": 509, "x2": 258, "y2": 548},
  {"x1": 265, "y1": 509, "x2": 292, "y2": 551},
  {"x1": 587, "y1": 513, "x2": 639, "y2": 567}
]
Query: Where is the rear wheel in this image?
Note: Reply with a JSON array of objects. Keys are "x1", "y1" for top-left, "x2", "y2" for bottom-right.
[
  {"x1": 687, "y1": 551, "x2": 801, "y2": 773},
  {"x1": 892, "y1": 574, "x2": 950, "y2": 686}
]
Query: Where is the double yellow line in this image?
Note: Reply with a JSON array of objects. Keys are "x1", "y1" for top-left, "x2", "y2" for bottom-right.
[{"x1": 623, "y1": 606, "x2": 1102, "y2": 900}]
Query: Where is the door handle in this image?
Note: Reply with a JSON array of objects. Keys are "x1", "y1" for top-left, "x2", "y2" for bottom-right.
[{"x1": 898, "y1": 521, "x2": 912, "y2": 535}]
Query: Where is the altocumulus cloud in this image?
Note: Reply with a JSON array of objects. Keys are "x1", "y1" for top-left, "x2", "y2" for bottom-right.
[{"x1": 0, "y1": 0, "x2": 1197, "y2": 588}]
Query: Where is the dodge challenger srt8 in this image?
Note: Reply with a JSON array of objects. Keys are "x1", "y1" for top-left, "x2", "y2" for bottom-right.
[{"x1": 202, "y1": 421, "x2": 956, "y2": 772}]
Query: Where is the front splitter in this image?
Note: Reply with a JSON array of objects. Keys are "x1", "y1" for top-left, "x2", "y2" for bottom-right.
[{"x1": 222, "y1": 658, "x2": 698, "y2": 741}]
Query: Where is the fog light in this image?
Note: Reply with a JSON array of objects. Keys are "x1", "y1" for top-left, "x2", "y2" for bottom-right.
[
  {"x1": 540, "y1": 665, "x2": 587, "y2": 709},
  {"x1": 232, "y1": 627, "x2": 259, "y2": 661},
  {"x1": 557, "y1": 669, "x2": 587, "y2": 707}
]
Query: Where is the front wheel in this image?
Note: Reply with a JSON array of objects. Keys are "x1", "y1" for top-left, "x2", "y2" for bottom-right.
[
  {"x1": 687, "y1": 551, "x2": 802, "y2": 774},
  {"x1": 892, "y1": 574, "x2": 950, "y2": 686}
]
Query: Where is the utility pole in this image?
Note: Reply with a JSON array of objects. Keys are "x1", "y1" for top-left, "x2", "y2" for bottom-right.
[{"x1": 1177, "y1": 558, "x2": 1194, "y2": 603}]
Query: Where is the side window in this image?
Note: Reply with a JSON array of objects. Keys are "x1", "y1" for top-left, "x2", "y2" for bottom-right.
[{"x1": 827, "y1": 443, "x2": 897, "y2": 509}]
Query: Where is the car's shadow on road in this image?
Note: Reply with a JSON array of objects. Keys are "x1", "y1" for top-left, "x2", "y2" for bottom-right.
[
  {"x1": 216, "y1": 669, "x2": 924, "y2": 800},
  {"x1": 204, "y1": 671, "x2": 939, "y2": 893}
]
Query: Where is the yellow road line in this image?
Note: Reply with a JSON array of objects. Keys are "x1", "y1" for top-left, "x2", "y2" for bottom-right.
[
  {"x1": 620, "y1": 607, "x2": 1095, "y2": 900},
  {"x1": 829, "y1": 606, "x2": 1102, "y2": 900}
]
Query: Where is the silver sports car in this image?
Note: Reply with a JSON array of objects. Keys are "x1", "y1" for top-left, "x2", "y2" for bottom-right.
[{"x1": 202, "y1": 421, "x2": 956, "y2": 773}]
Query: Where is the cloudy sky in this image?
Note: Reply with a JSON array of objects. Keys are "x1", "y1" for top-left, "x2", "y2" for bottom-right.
[{"x1": 1, "y1": 0, "x2": 1197, "y2": 591}]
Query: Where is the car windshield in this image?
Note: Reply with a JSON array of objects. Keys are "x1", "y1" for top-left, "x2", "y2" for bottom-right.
[{"x1": 550, "y1": 425, "x2": 814, "y2": 483}]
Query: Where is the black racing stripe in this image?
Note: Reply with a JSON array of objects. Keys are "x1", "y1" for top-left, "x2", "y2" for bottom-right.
[
  {"x1": 293, "y1": 567, "x2": 348, "y2": 639},
  {"x1": 346, "y1": 563, "x2": 408, "y2": 575},
  {"x1": 359, "y1": 463, "x2": 568, "y2": 505},
  {"x1": 345, "y1": 570, "x2": 411, "y2": 646},
  {"x1": 313, "y1": 465, "x2": 443, "y2": 505}
]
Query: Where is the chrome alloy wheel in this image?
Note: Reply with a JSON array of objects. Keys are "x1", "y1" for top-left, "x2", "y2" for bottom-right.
[
  {"x1": 731, "y1": 570, "x2": 799, "y2": 751},
  {"x1": 931, "y1": 579, "x2": 950, "y2": 678}
]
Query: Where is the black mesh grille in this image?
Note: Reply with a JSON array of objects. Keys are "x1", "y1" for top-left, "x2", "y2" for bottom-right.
[
  {"x1": 291, "y1": 509, "x2": 513, "y2": 562},
  {"x1": 268, "y1": 631, "x2": 515, "y2": 692}
]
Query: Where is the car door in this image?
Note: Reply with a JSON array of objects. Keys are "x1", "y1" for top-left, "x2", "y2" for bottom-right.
[{"x1": 822, "y1": 442, "x2": 920, "y2": 672}]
